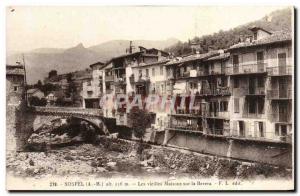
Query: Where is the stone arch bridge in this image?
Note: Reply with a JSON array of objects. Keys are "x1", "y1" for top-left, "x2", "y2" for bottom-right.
[
  {"x1": 31, "y1": 106, "x2": 110, "y2": 135},
  {"x1": 12, "y1": 106, "x2": 114, "y2": 151}
]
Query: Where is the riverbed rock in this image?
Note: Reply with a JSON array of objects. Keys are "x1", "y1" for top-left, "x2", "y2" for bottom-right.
[
  {"x1": 29, "y1": 159, "x2": 35, "y2": 166},
  {"x1": 107, "y1": 162, "x2": 117, "y2": 167}
]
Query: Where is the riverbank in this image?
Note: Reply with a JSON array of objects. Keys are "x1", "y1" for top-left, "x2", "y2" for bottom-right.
[{"x1": 6, "y1": 137, "x2": 292, "y2": 180}]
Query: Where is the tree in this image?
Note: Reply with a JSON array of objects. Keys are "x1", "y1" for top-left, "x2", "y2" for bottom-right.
[
  {"x1": 41, "y1": 83, "x2": 58, "y2": 95},
  {"x1": 28, "y1": 96, "x2": 47, "y2": 106},
  {"x1": 127, "y1": 107, "x2": 152, "y2": 158},
  {"x1": 48, "y1": 70, "x2": 58, "y2": 79},
  {"x1": 34, "y1": 80, "x2": 43, "y2": 90}
]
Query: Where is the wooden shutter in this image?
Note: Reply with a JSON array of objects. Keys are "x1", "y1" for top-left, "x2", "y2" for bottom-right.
[
  {"x1": 254, "y1": 121, "x2": 258, "y2": 138},
  {"x1": 232, "y1": 121, "x2": 237, "y2": 136},
  {"x1": 234, "y1": 98, "x2": 239, "y2": 113}
]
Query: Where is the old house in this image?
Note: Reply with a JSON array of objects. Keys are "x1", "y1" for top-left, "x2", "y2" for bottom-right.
[
  {"x1": 108, "y1": 46, "x2": 169, "y2": 125},
  {"x1": 227, "y1": 27, "x2": 292, "y2": 142},
  {"x1": 6, "y1": 64, "x2": 26, "y2": 151},
  {"x1": 27, "y1": 88, "x2": 45, "y2": 99},
  {"x1": 82, "y1": 62, "x2": 106, "y2": 108}
]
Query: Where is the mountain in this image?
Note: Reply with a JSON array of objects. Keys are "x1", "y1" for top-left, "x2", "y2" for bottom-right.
[
  {"x1": 88, "y1": 38, "x2": 179, "y2": 61},
  {"x1": 6, "y1": 39, "x2": 179, "y2": 84},
  {"x1": 165, "y1": 8, "x2": 292, "y2": 56}
]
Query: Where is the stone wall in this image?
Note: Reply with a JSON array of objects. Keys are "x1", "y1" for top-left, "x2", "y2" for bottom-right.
[{"x1": 155, "y1": 130, "x2": 292, "y2": 167}]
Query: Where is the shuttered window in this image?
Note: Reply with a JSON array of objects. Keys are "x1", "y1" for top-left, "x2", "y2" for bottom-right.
[{"x1": 234, "y1": 98, "x2": 239, "y2": 113}]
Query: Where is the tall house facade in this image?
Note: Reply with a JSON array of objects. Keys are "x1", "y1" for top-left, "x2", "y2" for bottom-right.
[
  {"x1": 165, "y1": 51, "x2": 231, "y2": 136},
  {"x1": 6, "y1": 64, "x2": 26, "y2": 151},
  {"x1": 109, "y1": 46, "x2": 169, "y2": 125},
  {"x1": 82, "y1": 62, "x2": 106, "y2": 108},
  {"x1": 227, "y1": 27, "x2": 293, "y2": 142}
]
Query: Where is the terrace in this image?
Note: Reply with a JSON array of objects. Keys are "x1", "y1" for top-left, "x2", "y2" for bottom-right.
[
  {"x1": 226, "y1": 62, "x2": 267, "y2": 75},
  {"x1": 267, "y1": 66, "x2": 293, "y2": 76}
]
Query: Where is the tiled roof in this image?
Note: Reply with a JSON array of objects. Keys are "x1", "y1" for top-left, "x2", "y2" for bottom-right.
[
  {"x1": 6, "y1": 64, "x2": 25, "y2": 75},
  {"x1": 6, "y1": 68, "x2": 25, "y2": 75},
  {"x1": 111, "y1": 51, "x2": 143, "y2": 60},
  {"x1": 131, "y1": 59, "x2": 170, "y2": 68},
  {"x1": 27, "y1": 88, "x2": 40, "y2": 94},
  {"x1": 166, "y1": 51, "x2": 220, "y2": 66},
  {"x1": 229, "y1": 31, "x2": 292, "y2": 50},
  {"x1": 89, "y1": 61, "x2": 106, "y2": 68},
  {"x1": 205, "y1": 53, "x2": 230, "y2": 61}
]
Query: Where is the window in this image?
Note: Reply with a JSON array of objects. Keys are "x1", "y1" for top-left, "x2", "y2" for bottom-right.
[
  {"x1": 258, "y1": 98, "x2": 264, "y2": 114},
  {"x1": 257, "y1": 77, "x2": 264, "y2": 88},
  {"x1": 146, "y1": 69, "x2": 149, "y2": 77},
  {"x1": 253, "y1": 32, "x2": 258, "y2": 40},
  {"x1": 220, "y1": 101, "x2": 228, "y2": 112},
  {"x1": 139, "y1": 70, "x2": 142, "y2": 77},
  {"x1": 248, "y1": 99, "x2": 256, "y2": 114},
  {"x1": 275, "y1": 124, "x2": 280, "y2": 136},
  {"x1": 281, "y1": 125, "x2": 287, "y2": 136},
  {"x1": 275, "y1": 124, "x2": 287, "y2": 136},
  {"x1": 233, "y1": 55, "x2": 239, "y2": 65},
  {"x1": 160, "y1": 66, "x2": 164, "y2": 75},
  {"x1": 184, "y1": 66, "x2": 187, "y2": 72},
  {"x1": 13, "y1": 86, "x2": 18, "y2": 92},
  {"x1": 152, "y1": 68, "x2": 155, "y2": 76},
  {"x1": 234, "y1": 98, "x2": 239, "y2": 113},
  {"x1": 278, "y1": 53, "x2": 287, "y2": 67},
  {"x1": 167, "y1": 68, "x2": 171, "y2": 76},
  {"x1": 239, "y1": 121, "x2": 245, "y2": 137},
  {"x1": 258, "y1": 122, "x2": 264, "y2": 137},
  {"x1": 257, "y1": 51, "x2": 264, "y2": 62},
  {"x1": 234, "y1": 79, "x2": 239, "y2": 88}
]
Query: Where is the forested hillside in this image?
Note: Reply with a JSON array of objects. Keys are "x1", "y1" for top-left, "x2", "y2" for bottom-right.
[{"x1": 165, "y1": 8, "x2": 292, "y2": 56}]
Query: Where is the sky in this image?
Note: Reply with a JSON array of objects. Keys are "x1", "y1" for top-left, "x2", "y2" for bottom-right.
[{"x1": 6, "y1": 6, "x2": 289, "y2": 52}]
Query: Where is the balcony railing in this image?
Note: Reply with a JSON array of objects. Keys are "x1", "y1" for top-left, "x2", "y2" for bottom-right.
[
  {"x1": 242, "y1": 112, "x2": 264, "y2": 119},
  {"x1": 269, "y1": 113, "x2": 292, "y2": 123},
  {"x1": 267, "y1": 66, "x2": 293, "y2": 76},
  {"x1": 197, "y1": 87, "x2": 231, "y2": 97},
  {"x1": 226, "y1": 62, "x2": 267, "y2": 75},
  {"x1": 168, "y1": 123, "x2": 201, "y2": 132},
  {"x1": 114, "y1": 76, "x2": 126, "y2": 84},
  {"x1": 206, "y1": 128, "x2": 229, "y2": 136},
  {"x1": 231, "y1": 131, "x2": 291, "y2": 143},
  {"x1": 105, "y1": 75, "x2": 114, "y2": 82},
  {"x1": 105, "y1": 89, "x2": 113, "y2": 94},
  {"x1": 204, "y1": 111, "x2": 230, "y2": 119},
  {"x1": 245, "y1": 87, "x2": 265, "y2": 96},
  {"x1": 267, "y1": 89, "x2": 292, "y2": 99}
]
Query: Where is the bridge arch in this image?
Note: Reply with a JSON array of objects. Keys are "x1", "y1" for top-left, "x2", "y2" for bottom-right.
[{"x1": 33, "y1": 114, "x2": 110, "y2": 136}]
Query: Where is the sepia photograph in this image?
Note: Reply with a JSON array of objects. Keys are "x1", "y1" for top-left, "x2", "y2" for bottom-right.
[{"x1": 5, "y1": 5, "x2": 294, "y2": 191}]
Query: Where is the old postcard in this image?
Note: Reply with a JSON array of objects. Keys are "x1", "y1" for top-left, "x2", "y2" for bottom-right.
[{"x1": 6, "y1": 6, "x2": 294, "y2": 191}]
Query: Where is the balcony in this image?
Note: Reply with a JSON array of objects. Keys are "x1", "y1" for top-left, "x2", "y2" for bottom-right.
[
  {"x1": 105, "y1": 89, "x2": 113, "y2": 94},
  {"x1": 267, "y1": 66, "x2": 293, "y2": 76},
  {"x1": 269, "y1": 113, "x2": 292, "y2": 123},
  {"x1": 242, "y1": 112, "x2": 264, "y2": 119},
  {"x1": 206, "y1": 128, "x2": 229, "y2": 136},
  {"x1": 231, "y1": 131, "x2": 289, "y2": 143},
  {"x1": 267, "y1": 89, "x2": 292, "y2": 100},
  {"x1": 105, "y1": 75, "x2": 114, "y2": 82},
  {"x1": 245, "y1": 87, "x2": 265, "y2": 96},
  {"x1": 167, "y1": 74, "x2": 175, "y2": 80},
  {"x1": 226, "y1": 62, "x2": 267, "y2": 75},
  {"x1": 114, "y1": 76, "x2": 126, "y2": 84},
  {"x1": 168, "y1": 118, "x2": 202, "y2": 133},
  {"x1": 129, "y1": 75, "x2": 135, "y2": 84},
  {"x1": 197, "y1": 87, "x2": 231, "y2": 97},
  {"x1": 203, "y1": 111, "x2": 230, "y2": 119}
]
